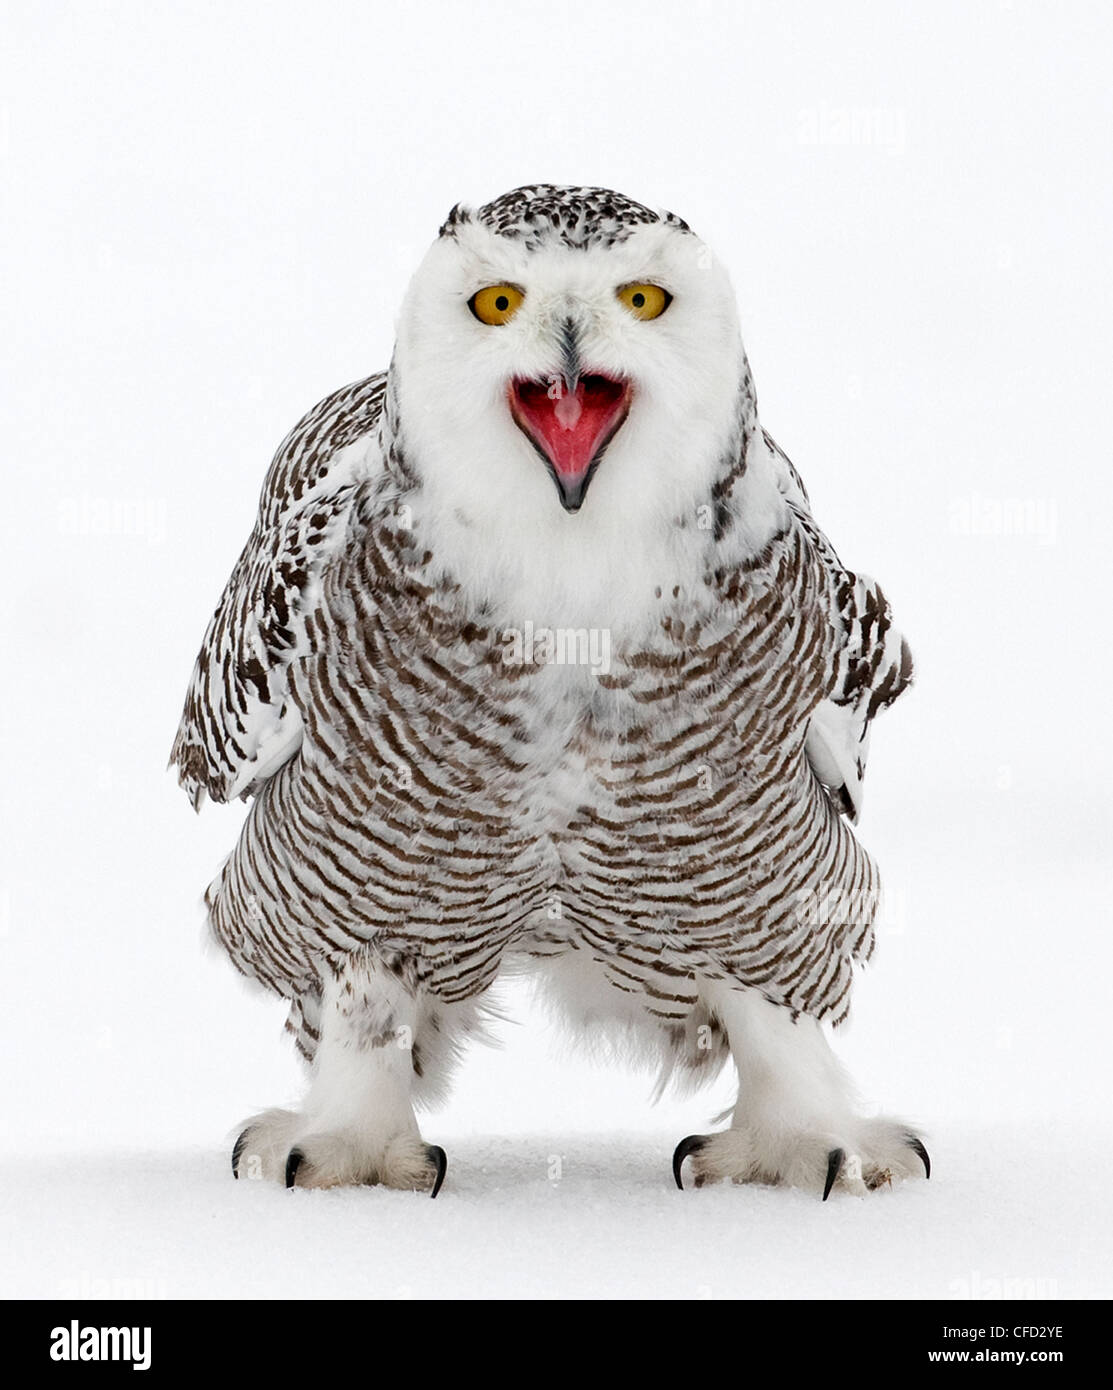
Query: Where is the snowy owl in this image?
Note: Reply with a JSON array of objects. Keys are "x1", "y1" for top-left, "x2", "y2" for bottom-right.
[{"x1": 171, "y1": 184, "x2": 927, "y2": 1199}]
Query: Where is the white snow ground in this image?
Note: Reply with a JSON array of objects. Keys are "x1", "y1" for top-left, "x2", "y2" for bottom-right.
[
  {"x1": 2, "y1": 1121, "x2": 1107, "y2": 1302},
  {"x1": 2, "y1": 2, "x2": 1111, "y2": 1300}
]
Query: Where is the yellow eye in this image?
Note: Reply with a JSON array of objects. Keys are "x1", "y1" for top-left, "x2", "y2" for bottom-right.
[
  {"x1": 617, "y1": 283, "x2": 671, "y2": 320},
  {"x1": 469, "y1": 284, "x2": 525, "y2": 325}
]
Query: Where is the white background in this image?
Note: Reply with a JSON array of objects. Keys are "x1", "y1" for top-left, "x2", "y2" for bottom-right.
[{"x1": 1, "y1": 0, "x2": 1109, "y2": 1299}]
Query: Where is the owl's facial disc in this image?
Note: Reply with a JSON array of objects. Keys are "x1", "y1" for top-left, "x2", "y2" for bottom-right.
[{"x1": 508, "y1": 373, "x2": 631, "y2": 513}]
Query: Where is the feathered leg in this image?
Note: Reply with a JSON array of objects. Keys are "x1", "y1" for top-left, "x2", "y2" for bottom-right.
[
  {"x1": 673, "y1": 983, "x2": 929, "y2": 1198},
  {"x1": 232, "y1": 949, "x2": 450, "y2": 1194}
]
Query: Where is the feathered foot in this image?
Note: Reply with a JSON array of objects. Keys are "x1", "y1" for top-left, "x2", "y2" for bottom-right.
[
  {"x1": 231, "y1": 950, "x2": 450, "y2": 1195},
  {"x1": 674, "y1": 983, "x2": 931, "y2": 1200},
  {"x1": 673, "y1": 1121, "x2": 929, "y2": 1197},
  {"x1": 232, "y1": 1108, "x2": 446, "y2": 1195}
]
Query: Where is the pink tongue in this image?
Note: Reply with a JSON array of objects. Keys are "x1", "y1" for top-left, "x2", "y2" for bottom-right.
[
  {"x1": 552, "y1": 391, "x2": 583, "y2": 431},
  {"x1": 512, "y1": 377, "x2": 626, "y2": 481}
]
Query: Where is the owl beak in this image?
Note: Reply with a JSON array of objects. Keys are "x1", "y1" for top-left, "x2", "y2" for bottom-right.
[{"x1": 509, "y1": 372, "x2": 631, "y2": 512}]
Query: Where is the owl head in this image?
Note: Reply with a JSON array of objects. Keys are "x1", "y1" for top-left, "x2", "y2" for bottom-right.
[
  {"x1": 392, "y1": 185, "x2": 753, "y2": 512},
  {"x1": 388, "y1": 186, "x2": 767, "y2": 630}
]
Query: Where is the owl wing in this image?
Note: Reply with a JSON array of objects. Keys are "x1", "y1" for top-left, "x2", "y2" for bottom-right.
[
  {"x1": 765, "y1": 429, "x2": 914, "y2": 824},
  {"x1": 169, "y1": 374, "x2": 387, "y2": 809}
]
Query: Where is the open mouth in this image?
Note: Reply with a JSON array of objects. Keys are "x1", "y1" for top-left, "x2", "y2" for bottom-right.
[{"x1": 509, "y1": 373, "x2": 631, "y2": 512}]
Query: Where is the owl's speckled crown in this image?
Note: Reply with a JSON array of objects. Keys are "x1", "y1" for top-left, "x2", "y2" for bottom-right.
[{"x1": 439, "y1": 183, "x2": 692, "y2": 251}]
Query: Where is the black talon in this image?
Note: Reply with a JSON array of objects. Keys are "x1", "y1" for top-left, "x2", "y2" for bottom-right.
[
  {"x1": 907, "y1": 1135, "x2": 931, "y2": 1180},
  {"x1": 425, "y1": 1144, "x2": 448, "y2": 1199},
  {"x1": 231, "y1": 1128, "x2": 250, "y2": 1179},
  {"x1": 823, "y1": 1147, "x2": 845, "y2": 1201},
  {"x1": 672, "y1": 1135, "x2": 707, "y2": 1191},
  {"x1": 285, "y1": 1148, "x2": 304, "y2": 1189}
]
